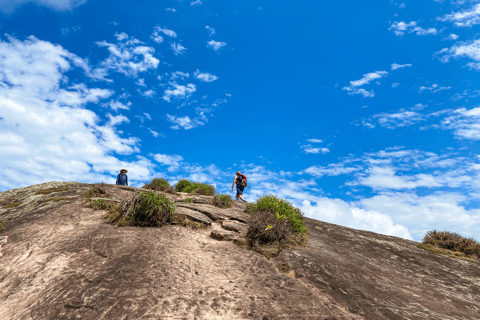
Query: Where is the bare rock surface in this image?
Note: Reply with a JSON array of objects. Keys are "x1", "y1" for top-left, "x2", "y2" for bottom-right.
[
  {"x1": 210, "y1": 229, "x2": 237, "y2": 241},
  {"x1": 176, "y1": 202, "x2": 226, "y2": 221},
  {"x1": 221, "y1": 220, "x2": 248, "y2": 236},
  {"x1": 0, "y1": 182, "x2": 479, "y2": 320},
  {"x1": 176, "y1": 207, "x2": 213, "y2": 225}
]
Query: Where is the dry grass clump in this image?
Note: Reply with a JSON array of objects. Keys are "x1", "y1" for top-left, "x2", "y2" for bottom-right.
[
  {"x1": 0, "y1": 219, "x2": 7, "y2": 233},
  {"x1": 6, "y1": 201, "x2": 22, "y2": 208},
  {"x1": 44, "y1": 197, "x2": 70, "y2": 203},
  {"x1": 82, "y1": 183, "x2": 111, "y2": 202},
  {"x1": 419, "y1": 229, "x2": 480, "y2": 262},
  {"x1": 211, "y1": 194, "x2": 233, "y2": 208},
  {"x1": 171, "y1": 215, "x2": 210, "y2": 230},
  {"x1": 143, "y1": 178, "x2": 177, "y2": 195},
  {"x1": 108, "y1": 190, "x2": 176, "y2": 227},
  {"x1": 238, "y1": 194, "x2": 309, "y2": 259},
  {"x1": 35, "y1": 186, "x2": 69, "y2": 195}
]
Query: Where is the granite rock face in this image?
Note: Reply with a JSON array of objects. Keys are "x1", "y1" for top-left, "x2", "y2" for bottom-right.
[{"x1": 0, "y1": 182, "x2": 479, "y2": 320}]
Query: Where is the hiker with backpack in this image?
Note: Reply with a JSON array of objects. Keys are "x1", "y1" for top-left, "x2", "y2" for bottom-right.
[
  {"x1": 231, "y1": 171, "x2": 248, "y2": 202},
  {"x1": 116, "y1": 168, "x2": 128, "y2": 186}
]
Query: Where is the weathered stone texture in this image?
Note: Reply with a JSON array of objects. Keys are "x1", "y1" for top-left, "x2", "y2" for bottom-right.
[{"x1": 0, "y1": 182, "x2": 479, "y2": 320}]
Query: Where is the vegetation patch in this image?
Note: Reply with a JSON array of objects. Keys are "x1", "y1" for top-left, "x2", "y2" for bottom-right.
[
  {"x1": 184, "y1": 198, "x2": 193, "y2": 203},
  {"x1": 44, "y1": 196, "x2": 70, "y2": 203},
  {"x1": 82, "y1": 183, "x2": 111, "y2": 202},
  {"x1": 35, "y1": 186, "x2": 69, "y2": 195},
  {"x1": 175, "y1": 179, "x2": 215, "y2": 196},
  {"x1": 108, "y1": 190, "x2": 176, "y2": 227},
  {"x1": 0, "y1": 219, "x2": 7, "y2": 233},
  {"x1": 211, "y1": 194, "x2": 233, "y2": 208},
  {"x1": 418, "y1": 229, "x2": 480, "y2": 263},
  {"x1": 171, "y1": 215, "x2": 210, "y2": 230},
  {"x1": 6, "y1": 201, "x2": 22, "y2": 208},
  {"x1": 143, "y1": 178, "x2": 177, "y2": 195},
  {"x1": 237, "y1": 194, "x2": 309, "y2": 259}
]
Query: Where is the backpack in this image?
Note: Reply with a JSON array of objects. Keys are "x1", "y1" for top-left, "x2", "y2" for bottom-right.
[{"x1": 236, "y1": 174, "x2": 247, "y2": 187}]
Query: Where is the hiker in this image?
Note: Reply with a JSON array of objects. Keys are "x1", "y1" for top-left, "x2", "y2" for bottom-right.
[
  {"x1": 231, "y1": 171, "x2": 247, "y2": 202},
  {"x1": 116, "y1": 168, "x2": 128, "y2": 186}
]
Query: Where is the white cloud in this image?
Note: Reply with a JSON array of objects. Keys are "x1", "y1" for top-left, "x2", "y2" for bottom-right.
[
  {"x1": 355, "y1": 167, "x2": 442, "y2": 190},
  {"x1": 0, "y1": 35, "x2": 156, "y2": 190},
  {"x1": 143, "y1": 112, "x2": 152, "y2": 120},
  {"x1": 207, "y1": 40, "x2": 227, "y2": 51},
  {"x1": 169, "y1": 71, "x2": 190, "y2": 80},
  {"x1": 438, "y1": 39, "x2": 480, "y2": 69},
  {"x1": 441, "y1": 107, "x2": 480, "y2": 140},
  {"x1": 419, "y1": 83, "x2": 452, "y2": 93},
  {"x1": 0, "y1": 0, "x2": 87, "y2": 14},
  {"x1": 148, "y1": 129, "x2": 160, "y2": 137},
  {"x1": 154, "y1": 26, "x2": 177, "y2": 38},
  {"x1": 171, "y1": 42, "x2": 186, "y2": 55},
  {"x1": 194, "y1": 69, "x2": 218, "y2": 82},
  {"x1": 136, "y1": 78, "x2": 146, "y2": 87},
  {"x1": 150, "y1": 31, "x2": 164, "y2": 44},
  {"x1": 391, "y1": 63, "x2": 412, "y2": 70},
  {"x1": 342, "y1": 70, "x2": 388, "y2": 97},
  {"x1": 95, "y1": 34, "x2": 160, "y2": 79},
  {"x1": 102, "y1": 100, "x2": 131, "y2": 112},
  {"x1": 302, "y1": 164, "x2": 361, "y2": 178},
  {"x1": 206, "y1": 26, "x2": 216, "y2": 36},
  {"x1": 162, "y1": 82, "x2": 196, "y2": 102},
  {"x1": 440, "y1": 3, "x2": 480, "y2": 27},
  {"x1": 166, "y1": 8, "x2": 176, "y2": 12},
  {"x1": 190, "y1": 0, "x2": 202, "y2": 6},
  {"x1": 301, "y1": 145, "x2": 330, "y2": 154},
  {"x1": 153, "y1": 154, "x2": 183, "y2": 167},
  {"x1": 392, "y1": 82, "x2": 400, "y2": 87},
  {"x1": 141, "y1": 89, "x2": 155, "y2": 97},
  {"x1": 369, "y1": 110, "x2": 425, "y2": 129},
  {"x1": 306, "y1": 138, "x2": 323, "y2": 143},
  {"x1": 444, "y1": 33, "x2": 459, "y2": 41},
  {"x1": 389, "y1": 21, "x2": 437, "y2": 36},
  {"x1": 165, "y1": 114, "x2": 205, "y2": 130}
]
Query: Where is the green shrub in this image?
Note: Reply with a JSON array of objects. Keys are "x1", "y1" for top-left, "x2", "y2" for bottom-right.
[
  {"x1": 175, "y1": 179, "x2": 215, "y2": 196},
  {"x1": 143, "y1": 178, "x2": 176, "y2": 194},
  {"x1": 248, "y1": 194, "x2": 307, "y2": 234},
  {"x1": 115, "y1": 191, "x2": 176, "y2": 227},
  {"x1": 212, "y1": 194, "x2": 233, "y2": 208},
  {"x1": 422, "y1": 230, "x2": 480, "y2": 258},
  {"x1": 175, "y1": 179, "x2": 193, "y2": 192},
  {"x1": 184, "y1": 198, "x2": 193, "y2": 203},
  {"x1": 246, "y1": 210, "x2": 292, "y2": 245}
]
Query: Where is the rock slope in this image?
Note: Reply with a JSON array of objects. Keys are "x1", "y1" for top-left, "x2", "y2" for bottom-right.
[{"x1": 0, "y1": 182, "x2": 479, "y2": 320}]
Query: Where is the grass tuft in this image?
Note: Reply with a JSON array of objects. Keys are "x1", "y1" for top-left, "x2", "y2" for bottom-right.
[
  {"x1": 110, "y1": 190, "x2": 176, "y2": 227},
  {"x1": 6, "y1": 201, "x2": 22, "y2": 208},
  {"x1": 82, "y1": 184, "x2": 110, "y2": 202},
  {"x1": 143, "y1": 178, "x2": 177, "y2": 195},
  {"x1": 184, "y1": 198, "x2": 193, "y2": 203},
  {"x1": 211, "y1": 194, "x2": 233, "y2": 208},
  {"x1": 35, "y1": 186, "x2": 69, "y2": 195},
  {"x1": 44, "y1": 197, "x2": 70, "y2": 203},
  {"x1": 419, "y1": 229, "x2": 480, "y2": 262},
  {"x1": 0, "y1": 219, "x2": 6, "y2": 233},
  {"x1": 174, "y1": 179, "x2": 215, "y2": 195},
  {"x1": 171, "y1": 215, "x2": 210, "y2": 230}
]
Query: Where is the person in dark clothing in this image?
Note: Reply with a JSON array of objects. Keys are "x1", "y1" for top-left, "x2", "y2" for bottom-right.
[
  {"x1": 116, "y1": 168, "x2": 128, "y2": 186},
  {"x1": 231, "y1": 171, "x2": 247, "y2": 202}
]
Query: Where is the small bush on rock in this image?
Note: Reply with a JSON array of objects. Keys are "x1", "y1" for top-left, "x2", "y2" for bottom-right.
[
  {"x1": 246, "y1": 210, "x2": 292, "y2": 244},
  {"x1": 143, "y1": 178, "x2": 176, "y2": 194},
  {"x1": 248, "y1": 194, "x2": 307, "y2": 234},
  {"x1": 422, "y1": 230, "x2": 480, "y2": 259},
  {"x1": 175, "y1": 179, "x2": 193, "y2": 192},
  {"x1": 211, "y1": 194, "x2": 233, "y2": 208},
  {"x1": 0, "y1": 219, "x2": 6, "y2": 233},
  {"x1": 83, "y1": 183, "x2": 110, "y2": 201},
  {"x1": 113, "y1": 191, "x2": 176, "y2": 227},
  {"x1": 184, "y1": 198, "x2": 193, "y2": 203}
]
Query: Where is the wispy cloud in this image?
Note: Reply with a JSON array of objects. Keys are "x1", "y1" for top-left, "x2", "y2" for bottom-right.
[
  {"x1": 166, "y1": 8, "x2": 176, "y2": 12},
  {"x1": 391, "y1": 63, "x2": 412, "y2": 70},
  {"x1": 437, "y1": 39, "x2": 480, "y2": 70},
  {"x1": 190, "y1": 0, "x2": 202, "y2": 6},
  {"x1": 0, "y1": 0, "x2": 87, "y2": 14},
  {"x1": 206, "y1": 26, "x2": 216, "y2": 36},
  {"x1": 166, "y1": 113, "x2": 206, "y2": 130},
  {"x1": 194, "y1": 69, "x2": 218, "y2": 82},
  {"x1": 162, "y1": 82, "x2": 196, "y2": 102},
  {"x1": 306, "y1": 138, "x2": 323, "y2": 143},
  {"x1": 301, "y1": 145, "x2": 330, "y2": 154},
  {"x1": 419, "y1": 83, "x2": 452, "y2": 93},
  {"x1": 207, "y1": 40, "x2": 227, "y2": 51},
  {"x1": 153, "y1": 26, "x2": 177, "y2": 38},
  {"x1": 389, "y1": 21, "x2": 437, "y2": 36},
  {"x1": 342, "y1": 70, "x2": 388, "y2": 97},
  {"x1": 171, "y1": 42, "x2": 187, "y2": 55},
  {"x1": 439, "y1": 3, "x2": 480, "y2": 27}
]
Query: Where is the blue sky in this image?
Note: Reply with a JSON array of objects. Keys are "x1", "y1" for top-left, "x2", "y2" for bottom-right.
[{"x1": 1, "y1": 0, "x2": 480, "y2": 243}]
